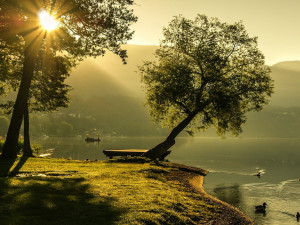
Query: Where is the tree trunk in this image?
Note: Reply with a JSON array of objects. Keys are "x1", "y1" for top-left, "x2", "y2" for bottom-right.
[
  {"x1": 0, "y1": 43, "x2": 38, "y2": 160},
  {"x1": 142, "y1": 110, "x2": 199, "y2": 160},
  {"x1": 23, "y1": 102, "x2": 33, "y2": 157}
]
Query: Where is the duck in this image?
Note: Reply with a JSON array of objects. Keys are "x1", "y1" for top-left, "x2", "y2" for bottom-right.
[
  {"x1": 255, "y1": 202, "x2": 267, "y2": 213},
  {"x1": 254, "y1": 172, "x2": 261, "y2": 178}
]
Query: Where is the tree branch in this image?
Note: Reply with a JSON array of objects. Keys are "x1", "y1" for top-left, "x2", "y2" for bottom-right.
[
  {"x1": 195, "y1": 79, "x2": 208, "y2": 107},
  {"x1": 173, "y1": 98, "x2": 191, "y2": 114}
]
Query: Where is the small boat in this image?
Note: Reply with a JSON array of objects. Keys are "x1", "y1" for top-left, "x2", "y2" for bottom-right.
[{"x1": 85, "y1": 136, "x2": 100, "y2": 142}]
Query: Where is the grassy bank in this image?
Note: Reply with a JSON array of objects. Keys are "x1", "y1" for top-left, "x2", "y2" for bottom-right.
[{"x1": 0, "y1": 157, "x2": 253, "y2": 225}]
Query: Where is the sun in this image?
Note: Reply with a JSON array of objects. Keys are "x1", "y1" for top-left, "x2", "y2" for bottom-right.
[{"x1": 38, "y1": 10, "x2": 58, "y2": 31}]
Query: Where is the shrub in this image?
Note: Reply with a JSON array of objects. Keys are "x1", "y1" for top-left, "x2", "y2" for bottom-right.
[{"x1": 0, "y1": 136, "x2": 41, "y2": 156}]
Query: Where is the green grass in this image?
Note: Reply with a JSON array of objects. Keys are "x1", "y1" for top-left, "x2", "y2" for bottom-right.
[{"x1": 0, "y1": 157, "x2": 218, "y2": 225}]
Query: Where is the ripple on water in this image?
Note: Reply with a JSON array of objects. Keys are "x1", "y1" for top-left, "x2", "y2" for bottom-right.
[{"x1": 241, "y1": 179, "x2": 300, "y2": 225}]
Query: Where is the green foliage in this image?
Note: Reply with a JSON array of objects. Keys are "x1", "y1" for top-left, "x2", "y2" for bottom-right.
[
  {"x1": 0, "y1": 116, "x2": 9, "y2": 135},
  {"x1": 0, "y1": 37, "x2": 24, "y2": 94},
  {"x1": 0, "y1": 0, "x2": 137, "y2": 62},
  {"x1": 29, "y1": 52, "x2": 75, "y2": 113},
  {"x1": 0, "y1": 136, "x2": 41, "y2": 155},
  {"x1": 0, "y1": 137, "x2": 24, "y2": 154},
  {"x1": 0, "y1": 50, "x2": 73, "y2": 115},
  {"x1": 140, "y1": 14, "x2": 274, "y2": 136}
]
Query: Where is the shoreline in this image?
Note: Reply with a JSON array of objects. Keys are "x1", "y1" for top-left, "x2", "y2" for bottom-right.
[{"x1": 167, "y1": 163, "x2": 254, "y2": 225}]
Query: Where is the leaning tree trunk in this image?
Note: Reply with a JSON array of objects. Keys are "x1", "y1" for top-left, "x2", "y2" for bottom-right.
[
  {"x1": 23, "y1": 102, "x2": 33, "y2": 157},
  {"x1": 0, "y1": 42, "x2": 38, "y2": 160},
  {"x1": 142, "y1": 110, "x2": 199, "y2": 160}
]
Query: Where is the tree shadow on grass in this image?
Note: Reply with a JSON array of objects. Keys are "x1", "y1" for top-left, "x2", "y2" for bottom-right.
[
  {"x1": 0, "y1": 159, "x2": 16, "y2": 177},
  {"x1": 0, "y1": 177, "x2": 126, "y2": 225},
  {"x1": 0, "y1": 156, "x2": 29, "y2": 177},
  {"x1": 10, "y1": 156, "x2": 29, "y2": 176}
]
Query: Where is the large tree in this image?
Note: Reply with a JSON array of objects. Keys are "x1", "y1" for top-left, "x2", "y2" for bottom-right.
[
  {"x1": 0, "y1": 0, "x2": 137, "y2": 159},
  {"x1": 0, "y1": 40, "x2": 73, "y2": 156},
  {"x1": 139, "y1": 15, "x2": 274, "y2": 160}
]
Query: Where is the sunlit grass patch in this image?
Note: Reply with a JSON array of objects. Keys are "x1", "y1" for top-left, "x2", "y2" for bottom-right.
[{"x1": 0, "y1": 157, "x2": 217, "y2": 225}]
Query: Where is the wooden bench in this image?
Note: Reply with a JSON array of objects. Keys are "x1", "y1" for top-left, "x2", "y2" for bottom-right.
[{"x1": 103, "y1": 149, "x2": 171, "y2": 161}]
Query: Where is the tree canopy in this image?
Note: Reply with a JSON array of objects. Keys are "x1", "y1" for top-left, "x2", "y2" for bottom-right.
[
  {"x1": 140, "y1": 14, "x2": 274, "y2": 159},
  {"x1": 0, "y1": 0, "x2": 137, "y2": 61},
  {"x1": 0, "y1": 47, "x2": 73, "y2": 114},
  {"x1": 0, "y1": 0, "x2": 137, "y2": 159}
]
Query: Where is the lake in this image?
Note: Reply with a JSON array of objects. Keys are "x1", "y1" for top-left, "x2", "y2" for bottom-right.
[{"x1": 36, "y1": 136, "x2": 300, "y2": 225}]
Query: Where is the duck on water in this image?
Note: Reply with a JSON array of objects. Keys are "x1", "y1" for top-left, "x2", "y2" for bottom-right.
[{"x1": 255, "y1": 202, "x2": 267, "y2": 214}]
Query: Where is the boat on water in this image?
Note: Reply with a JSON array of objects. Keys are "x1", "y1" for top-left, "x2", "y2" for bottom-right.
[{"x1": 85, "y1": 136, "x2": 100, "y2": 142}]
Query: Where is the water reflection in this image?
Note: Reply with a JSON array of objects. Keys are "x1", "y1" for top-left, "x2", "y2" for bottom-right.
[{"x1": 213, "y1": 184, "x2": 242, "y2": 206}]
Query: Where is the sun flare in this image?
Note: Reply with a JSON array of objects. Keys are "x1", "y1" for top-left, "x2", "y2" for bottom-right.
[{"x1": 38, "y1": 10, "x2": 58, "y2": 31}]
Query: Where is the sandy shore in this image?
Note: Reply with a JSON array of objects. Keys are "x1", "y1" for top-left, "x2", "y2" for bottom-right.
[{"x1": 167, "y1": 163, "x2": 255, "y2": 225}]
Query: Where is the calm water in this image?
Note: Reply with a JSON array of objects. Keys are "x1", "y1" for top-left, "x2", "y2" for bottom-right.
[{"x1": 36, "y1": 136, "x2": 300, "y2": 225}]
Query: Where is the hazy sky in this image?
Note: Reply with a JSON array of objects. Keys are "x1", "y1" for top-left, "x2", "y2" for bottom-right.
[{"x1": 129, "y1": 0, "x2": 300, "y2": 65}]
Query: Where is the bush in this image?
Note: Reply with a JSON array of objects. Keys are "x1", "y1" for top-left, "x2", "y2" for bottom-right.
[{"x1": 0, "y1": 136, "x2": 41, "y2": 156}]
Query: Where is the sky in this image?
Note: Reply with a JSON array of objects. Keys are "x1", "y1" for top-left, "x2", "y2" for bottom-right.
[{"x1": 129, "y1": 0, "x2": 300, "y2": 65}]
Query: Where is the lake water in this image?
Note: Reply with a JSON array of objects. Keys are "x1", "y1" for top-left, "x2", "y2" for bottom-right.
[{"x1": 36, "y1": 136, "x2": 300, "y2": 225}]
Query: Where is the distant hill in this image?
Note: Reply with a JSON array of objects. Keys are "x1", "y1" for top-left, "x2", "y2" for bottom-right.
[
  {"x1": 269, "y1": 61, "x2": 300, "y2": 107},
  {"x1": 272, "y1": 61, "x2": 300, "y2": 72},
  {"x1": 24, "y1": 46, "x2": 300, "y2": 137}
]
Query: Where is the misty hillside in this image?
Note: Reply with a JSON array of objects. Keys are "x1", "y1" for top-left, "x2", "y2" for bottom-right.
[
  {"x1": 3, "y1": 45, "x2": 299, "y2": 138},
  {"x1": 269, "y1": 61, "x2": 300, "y2": 107},
  {"x1": 68, "y1": 45, "x2": 158, "y2": 99},
  {"x1": 27, "y1": 45, "x2": 165, "y2": 137}
]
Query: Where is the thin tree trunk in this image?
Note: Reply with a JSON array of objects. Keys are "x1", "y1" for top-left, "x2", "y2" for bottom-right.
[
  {"x1": 0, "y1": 42, "x2": 38, "y2": 159},
  {"x1": 142, "y1": 110, "x2": 199, "y2": 160},
  {"x1": 23, "y1": 102, "x2": 33, "y2": 157}
]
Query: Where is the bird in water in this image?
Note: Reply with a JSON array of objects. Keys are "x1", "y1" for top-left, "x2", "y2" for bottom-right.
[
  {"x1": 254, "y1": 172, "x2": 261, "y2": 178},
  {"x1": 255, "y1": 202, "x2": 267, "y2": 213},
  {"x1": 296, "y1": 212, "x2": 300, "y2": 221}
]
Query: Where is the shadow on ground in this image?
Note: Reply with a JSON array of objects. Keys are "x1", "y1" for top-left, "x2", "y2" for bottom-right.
[
  {"x1": 0, "y1": 156, "x2": 29, "y2": 177},
  {"x1": 0, "y1": 177, "x2": 126, "y2": 225}
]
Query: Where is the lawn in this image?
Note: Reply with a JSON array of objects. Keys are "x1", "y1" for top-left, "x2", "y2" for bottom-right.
[{"x1": 0, "y1": 157, "x2": 220, "y2": 225}]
